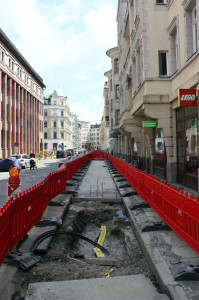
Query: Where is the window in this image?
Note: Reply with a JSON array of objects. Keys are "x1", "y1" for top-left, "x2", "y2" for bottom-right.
[
  {"x1": 115, "y1": 110, "x2": 120, "y2": 125},
  {"x1": 12, "y1": 62, "x2": 14, "y2": 71},
  {"x1": 156, "y1": 0, "x2": 166, "y2": 3},
  {"x1": 114, "y1": 58, "x2": 119, "y2": 73},
  {"x1": 44, "y1": 121, "x2": 47, "y2": 127},
  {"x1": 44, "y1": 132, "x2": 47, "y2": 139},
  {"x1": 159, "y1": 51, "x2": 168, "y2": 76},
  {"x1": 44, "y1": 110, "x2": 47, "y2": 116},
  {"x1": 61, "y1": 101, "x2": 63, "y2": 105},
  {"x1": 61, "y1": 132, "x2": 64, "y2": 139},
  {"x1": 54, "y1": 100, "x2": 56, "y2": 105},
  {"x1": 44, "y1": 143, "x2": 48, "y2": 149},
  {"x1": 115, "y1": 85, "x2": 120, "y2": 99},
  {"x1": 169, "y1": 24, "x2": 179, "y2": 74},
  {"x1": 54, "y1": 121, "x2": 57, "y2": 127},
  {"x1": 184, "y1": 2, "x2": 198, "y2": 59},
  {"x1": 1, "y1": 51, "x2": 4, "y2": 61},
  {"x1": 61, "y1": 110, "x2": 64, "y2": 116},
  {"x1": 9, "y1": 58, "x2": 11, "y2": 68},
  {"x1": 193, "y1": 8, "x2": 198, "y2": 53},
  {"x1": 61, "y1": 121, "x2": 64, "y2": 128},
  {"x1": 110, "y1": 79, "x2": 112, "y2": 91},
  {"x1": 53, "y1": 132, "x2": 57, "y2": 139}
]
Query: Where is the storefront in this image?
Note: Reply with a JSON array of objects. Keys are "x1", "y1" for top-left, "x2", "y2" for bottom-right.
[{"x1": 176, "y1": 106, "x2": 199, "y2": 190}]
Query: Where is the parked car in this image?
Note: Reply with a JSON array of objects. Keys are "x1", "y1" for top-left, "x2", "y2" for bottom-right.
[
  {"x1": 11, "y1": 154, "x2": 30, "y2": 169},
  {"x1": 66, "y1": 149, "x2": 74, "y2": 156},
  {"x1": 56, "y1": 150, "x2": 67, "y2": 158}
]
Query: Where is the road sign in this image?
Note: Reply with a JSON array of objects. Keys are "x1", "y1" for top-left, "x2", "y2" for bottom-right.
[{"x1": 14, "y1": 142, "x2": 19, "y2": 147}]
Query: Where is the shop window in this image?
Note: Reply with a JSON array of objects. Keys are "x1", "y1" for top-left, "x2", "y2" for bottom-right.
[
  {"x1": 185, "y1": 118, "x2": 199, "y2": 176},
  {"x1": 155, "y1": 129, "x2": 164, "y2": 158}
]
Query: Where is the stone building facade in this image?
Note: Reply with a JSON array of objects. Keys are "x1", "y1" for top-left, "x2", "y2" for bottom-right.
[
  {"x1": 0, "y1": 29, "x2": 45, "y2": 158},
  {"x1": 44, "y1": 90, "x2": 73, "y2": 151},
  {"x1": 105, "y1": 0, "x2": 199, "y2": 191},
  {"x1": 79, "y1": 121, "x2": 90, "y2": 149},
  {"x1": 90, "y1": 124, "x2": 100, "y2": 149}
]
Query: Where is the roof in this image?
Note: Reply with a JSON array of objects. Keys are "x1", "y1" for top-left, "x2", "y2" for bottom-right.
[{"x1": 53, "y1": 89, "x2": 65, "y2": 97}]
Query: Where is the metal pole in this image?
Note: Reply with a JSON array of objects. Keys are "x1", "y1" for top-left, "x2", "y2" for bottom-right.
[
  {"x1": 97, "y1": 178, "x2": 98, "y2": 198},
  {"x1": 90, "y1": 186, "x2": 91, "y2": 197},
  {"x1": 102, "y1": 181, "x2": 104, "y2": 198}
]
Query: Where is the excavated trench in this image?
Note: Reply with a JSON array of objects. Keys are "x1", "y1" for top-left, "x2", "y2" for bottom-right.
[
  {"x1": 10, "y1": 160, "x2": 163, "y2": 299},
  {"x1": 11, "y1": 200, "x2": 162, "y2": 299}
]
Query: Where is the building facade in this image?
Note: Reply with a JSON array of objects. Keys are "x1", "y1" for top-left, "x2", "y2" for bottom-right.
[
  {"x1": 105, "y1": 0, "x2": 199, "y2": 191},
  {"x1": 105, "y1": 47, "x2": 122, "y2": 157},
  {"x1": 90, "y1": 124, "x2": 100, "y2": 149},
  {"x1": 100, "y1": 81, "x2": 110, "y2": 151},
  {"x1": 79, "y1": 121, "x2": 90, "y2": 149},
  {"x1": 71, "y1": 113, "x2": 81, "y2": 150},
  {"x1": 44, "y1": 90, "x2": 73, "y2": 151},
  {"x1": 0, "y1": 29, "x2": 45, "y2": 158}
]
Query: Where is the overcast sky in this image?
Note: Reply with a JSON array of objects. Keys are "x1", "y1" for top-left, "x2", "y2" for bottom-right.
[{"x1": 0, "y1": 0, "x2": 118, "y2": 124}]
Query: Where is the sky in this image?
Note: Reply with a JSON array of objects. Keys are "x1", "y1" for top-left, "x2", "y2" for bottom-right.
[{"x1": 0, "y1": 0, "x2": 118, "y2": 124}]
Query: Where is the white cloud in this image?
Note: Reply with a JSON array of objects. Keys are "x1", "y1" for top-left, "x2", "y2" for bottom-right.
[{"x1": 0, "y1": 0, "x2": 117, "y2": 123}]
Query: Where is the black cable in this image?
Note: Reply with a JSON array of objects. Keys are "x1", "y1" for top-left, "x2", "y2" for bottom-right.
[{"x1": 31, "y1": 230, "x2": 110, "y2": 256}]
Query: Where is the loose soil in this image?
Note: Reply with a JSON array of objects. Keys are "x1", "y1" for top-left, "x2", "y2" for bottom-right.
[{"x1": 11, "y1": 200, "x2": 162, "y2": 300}]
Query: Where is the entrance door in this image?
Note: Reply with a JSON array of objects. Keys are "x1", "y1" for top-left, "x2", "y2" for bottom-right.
[{"x1": 177, "y1": 133, "x2": 185, "y2": 185}]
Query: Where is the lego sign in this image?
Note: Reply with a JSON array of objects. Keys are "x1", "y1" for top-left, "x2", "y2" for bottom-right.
[{"x1": 178, "y1": 89, "x2": 197, "y2": 107}]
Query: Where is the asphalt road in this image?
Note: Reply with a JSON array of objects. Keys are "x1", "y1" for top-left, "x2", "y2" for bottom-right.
[{"x1": 0, "y1": 156, "x2": 75, "y2": 208}]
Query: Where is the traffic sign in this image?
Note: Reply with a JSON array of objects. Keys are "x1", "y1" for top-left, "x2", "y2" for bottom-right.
[{"x1": 14, "y1": 142, "x2": 19, "y2": 147}]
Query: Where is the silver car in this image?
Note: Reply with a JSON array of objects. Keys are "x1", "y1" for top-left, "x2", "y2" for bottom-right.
[{"x1": 11, "y1": 154, "x2": 30, "y2": 169}]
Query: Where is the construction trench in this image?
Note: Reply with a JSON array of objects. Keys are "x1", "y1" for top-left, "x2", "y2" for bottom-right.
[{"x1": 1, "y1": 159, "x2": 171, "y2": 299}]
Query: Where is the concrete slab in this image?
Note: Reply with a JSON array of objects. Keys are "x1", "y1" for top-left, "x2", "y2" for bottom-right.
[
  {"x1": 25, "y1": 275, "x2": 169, "y2": 300},
  {"x1": 77, "y1": 160, "x2": 119, "y2": 199}
]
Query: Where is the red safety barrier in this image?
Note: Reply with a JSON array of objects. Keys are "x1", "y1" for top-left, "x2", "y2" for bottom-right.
[
  {"x1": 5, "y1": 151, "x2": 199, "y2": 264},
  {"x1": 108, "y1": 154, "x2": 199, "y2": 255}
]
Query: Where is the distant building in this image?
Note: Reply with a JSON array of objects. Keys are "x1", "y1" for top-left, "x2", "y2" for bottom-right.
[
  {"x1": 72, "y1": 113, "x2": 81, "y2": 149},
  {"x1": 79, "y1": 121, "x2": 90, "y2": 149},
  {"x1": 90, "y1": 124, "x2": 100, "y2": 149},
  {"x1": 0, "y1": 29, "x2": 45, "y2": 158},
  {"x1": 100, "y1": 80, "x2": 110, "y2": 151},
  {"x1": 44, "y1": 89, "x2": 73, "y2": 151}
]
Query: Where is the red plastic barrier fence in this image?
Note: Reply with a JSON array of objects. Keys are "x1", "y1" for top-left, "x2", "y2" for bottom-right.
[
  {"x1": 0, "y1": 166, "x2": 67, "y2": 266},
  {"x1": 0, "y1": 152, "x2": 101, "y2": 266},
  {"x1": 108, "y1": 154, "x2": 199, "y2": 255}
]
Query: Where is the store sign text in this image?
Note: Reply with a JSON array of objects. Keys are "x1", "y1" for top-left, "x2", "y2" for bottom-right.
[{"x1": 178, "y1": 89, "x2": 197, "y2": 107}]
